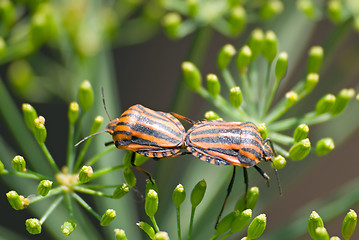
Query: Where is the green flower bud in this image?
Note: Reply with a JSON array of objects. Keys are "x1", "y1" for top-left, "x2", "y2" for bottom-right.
[
  {"x1": 231, "y1": 209, "x2": 252, "y2": 233},
  {"x1": 154, "y1": 231, "x2": 170, "y2": 240},
  {"x1": 68, "y1": 102, "x2": 80, "y2": 124},
  {"x1": 12, "y1": 155, "x2": 26, "y2": 172},
  {"x1": 123, "y1": 167, "x2": 136, "y2": 188},
  {"x1": 297, "y1": 0, "x2": 316, "y2": 20},
  {"x1": 271, "y1": 155, "x2": 286, "y2": 170},
  {"x1": 26, "y1": 218, "x2": 42, "y2": 235},
  {"x1": 308, "y1": 211, "x2": 324, "y2": 239},
  {"x1": 0, "y1": 160, "x2": 4, "y2": 173},
  {"x1": 162, "y1": 12, "x2": 181, "y2": 39},
  {"x1": 190, "y1": 179, "x2": 207, "y2": 208},
  {"x1": 114, "y1": 229, "x2": 127, "y2": 240},
  {"x1": 173, "y1": 184, "x2": 186, "y2": 208},
  {"x1": 342, "y1": 209, "x2": 357, "y2": 240},
  {"x1": 228, "y1": 6, "x2": 246, "y2": 35},
  {"x1": 61, "y1": 220, "x2": 76, "y2": 236},
  {"x1": 307, "y1": 46, "x2": 324, "y2": 74},
  {"x1": 249, "y1": 29, "x2": 264, "y2": 59},
  {"x1": 215, "y1": 211, "x2": 236, "y2": 236},
  {"x1": 37, "y1": 180, "x2": 53, "y2": 196},
  {"x1": 285, "y1": 91, "x2": 299, "y2": 109},
  {"x1": 30, "y1": 11, "x2": 49, "y2": 47},
  {"x1": 137, "y1": 221, "x2": 155, "y2": 239},
  {"x1": 145, "y1": 189, "x2": 159, "y2": 217},
  {"x1": 235, "y1": 187, "x2": 259, "y2": 211},
  {"x1": 0, "y1": 0, "x2": 15, "y2": 28},
  {"x1": 22, "y1": 103, "x2": 38, "y2": 133},
  {"x1": 8, "y1": 60, "x2": 34, "y2": 98},
  {"x1": 330, "y1": 237, "x2": 341, "y2": 240},
  {"x1": 6, "y1": 190, "x2": 28, "y2": 210},
  {"x1": 293, "y1": 124, "x2": 309, "y2": 142},
  {"x1": 236, "y1": 45, "x2": 252, "y2": 74},
  {"x1": 258, "y1": 123, "x2": 267, "y2": 140},
  {"x1": 305, "y1": 73, "x2": 319, "y2": 93},
  {"x1": 0, "y1": 37, "x2": 6, "y2": 58},
  {"x1": 354, "y1": 16, "x2": 359, "y2": 32},
  {"x1": 91, "y1": 115, "x2": 104, "y2": 134},
  {"x1": 260, "y1": 0, "x2": 284, "y2": 19},
  {"x1": 100, "y1": 209, "x2": 116, "y2": 226},
  {"x1": 328, "y1": 0, "x2": 342, "y2": 23},
  {"x1": 187, "y1": 0, "x2": 198, "y2": 17},
  {"x1": 289, "y1": 138, "x2": 311, "y2": 161},
  {"x1": 145, "y1": 178, "x2": 159, "y2": 196},
  {"x1": 331, "y1": 88, "x2": 355, "y2": 115},
  {"x1": 316, "y1": 138, "x2": 335, "y2": 156},
  {"x1": 113, "y1": 183, "x2": 130, "y2": 199},
  {"x1": 205, "y1": 111, "x2": 221, "y2": 121},
  {"x1": 315, "y1": 227, "x2": 330, "y2": 240},
  {"x1": 275, "y1": 52, "x2": 288, "y2": 81},
  {"x1": 78, "y1": 80, "x2": 94, "y2": 112},
  {"x1": 356, "y1": 93, "x2": 359, "y2": 102},
  {"x1": 262, "y1": 30, "x2": 278, "y2": 63},
  {"x1": 316, "y1": 94, "x2": 336, "y2": 114},
  {"x1": 79, "y1": 165, "x2": 93, "y2": 183},
  {"x1": 206, "y1": 74, "x2": 221, "y2": 97},
  {"x1": 34, "y1": 116, "x2": 47, "y2": 144},
  {"x1": 217, "y1": 44, "x2": 236, "y2": 70},
  {"x1": 247, "y1": 214, "x2": 267, "y2": 239},
  {"x1": 230, "y1": 86, "x2": 243, "y2": 108},
  {"x1": 182, "y1": 61, "x2": 202, "y2": 92}
]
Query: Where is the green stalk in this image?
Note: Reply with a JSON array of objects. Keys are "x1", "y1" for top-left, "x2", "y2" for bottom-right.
[
  {"x1": 73, "y1": 186, "x2": 113, "y2": 198},
  {"x1": 64, "y1": 192, "x2": 74, "y2": 219},
  {"x1": 85, "y1": 145, "x2": 116, "y2": 166},
  {"x1": 29, "y1": 187, "x2": 63, "y2": 204},
  {"x1": 221, "y1": 68, "x2": 236, "y2": 90},
  {"x1": 39, "y1": 143, "x2": 60, "y2": 173},
  {"x1": 259, "y1": 62, "x2": 272, "y2": 119},
  {"x1": 150, "y1": 216, "x2": 160, "y2": 233},
  {"x1": 91, "y1": 164, "x2": 125, "y2": 180},
  {"x1": 39, "y1": 195, "x2": 64, "y2": 224},
  {"x1": 3, "y1": 169, "x2": 50, "y2": 180},
  {"x1": 176, "y1": 206, "x2": 182, "y2": 240},
  {"x1": 269, "y1": 132, "x2": 294, "y2": 146},
  {"x1": 72, "y1": 192, "x2": 101, "y2": 221},
  {"x1": 188, "y1": 207, "x2": 196, "y2": 240},
  {"x1": 66, "y1": 122, "x2": 75, "y2": 173},
  {"x1": 240, "y1": 72, "x2": 256, "y2": 116}
]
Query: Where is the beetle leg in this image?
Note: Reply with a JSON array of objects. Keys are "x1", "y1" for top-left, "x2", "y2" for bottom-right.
[
  {"x1": 254, "y1": 165, "x2": 270, "y2": 187},
  {"x1": 130, "y1": 151, "x2": 155, "y2": 185},
  {"x1": 243, "y1": 167, "x2": 248, "y2": 208},
  {"x1": 215, "y1": 166, "x2": 236, "y2": 229},
  {"x1": 104, "y1": 141, "x2": 114, "y2": 146}
]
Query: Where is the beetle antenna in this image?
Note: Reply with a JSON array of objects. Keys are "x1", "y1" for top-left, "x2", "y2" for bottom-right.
[
  {"x1": 171, "y1": 112, "x2": 196, "y2": 124},
  {"x1": 270, "y1": 160, "x2": 283, "y2": 196},
  {"x1": 75, "y1": 130, "x2": 107, "y2": 147},
  {"x1": 101, "y1": 87, "x2": 112, "y2": 121}
]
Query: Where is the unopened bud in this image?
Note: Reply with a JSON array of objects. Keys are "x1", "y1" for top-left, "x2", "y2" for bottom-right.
[
  {"x1": 173, "y1": 184, "x2": 186, "y2": 208},
  {"x1": 305, "y1": 73, "x2": 319, "y2": 93},
  {"x1": 6, "y1": 190, "x2": 28, "y2": 210},
  {"x1": 204, "y1": 111, "x2": 221, "y2": 121},
  {"x1": 262, "y1": 30, "x2": 278, "y2": 63},
  {"x1": 258, "y1": 123, "x2": 267, "y2": 140},
  {"x1": 272, "y1": 155, "x2": 286, "y2": 170},
  {"x1": 25, "y1": 218, "x2": 42, "y2": 234},
  {"x1": 114, "y1": 229, "x2": 127, "y2": 240},
  {"x1": 230, "y1": 86, "x2": 243, "y2": 108},
  {"x1": 217, "y1": 44, "x2": 236, "y2": 70},
  {"x1": 231, "y1": 209, "x2": 252, "y2": 233},
  {"x1": 331, "y1": 88, "x2": 355, "y2": 115},
  {"x1": 285, "y1": 91, "x2": 298, "y2": 109},
  {"x1": 78, "y1": 80, "x2": 94, "y2": 112},
  {"x1": 22, "y1": 103, "x2": 38, "y2": 133},
  {"x1": 235, "y1": 187, "x2": 259, "y2": 211},
  {"x1": 145, "y1": 189, "x2": 159, "y2": 217},
  {"x1": 293, "y1": 124, "x2": 309, "y2": 142},
  {"x1": 182, "y1": 61, "x2": 202, "y2": 92},
  {"x1": 163, "y1": 12, "x2": 181, "y2": 39},
  {"x1": 206, "y1": 74, "x2": 221, "y2": 97},
  {"x1": 113, "y1": 183, "x2": 130, "y2": 199},
  {"x1": 297, "y1": 0, "x2": 316, "y2": 20},
  {"x1": 342, "y1": 209, "x2": 357, "y2": 240},
  {"x1": 68, "y1": 102, "x2": 79, "y2": 124},
  {"x1": 236, "y1": 45, "x2": 252, "y2": 74},
  {"x1": 78, "y1": 166, "x2": 93, "y2": 183},
  {"x1": 154, "y1": 231, "x2": 170, "y2": 240},
  {"x1": 123, "y1": 167, "x2": 136, "y2": 188},
  {"x1": 316, "y1": 94, "x2": 336, "y2": 114},
  {"x1": 61, "y1": 220, "x2": 76, "y2": 236},
  {"x1": 260, "y1": 0, "x2": 284, "y2": 19},
  {"x1": 137, "y1": 221, "x2": 155, "y2": 239},
  {"x1": 275, "y1": 52, "x2": 288, "y2": 81},
  {"x1": 307, "y1": 46, "x2": 323, "y2": 74},
  {"x1": 37, "y1": 180, "x2": 53, "y2": 196},
  {"x1": 328, "y1": 0, "x2": 343, "y2": 23},
  {"x1": 12, "y1": 155, "x2": 26, "y2": 172},
  {"x1": 247, "y1": 214, "x2": 267, "y2": 239},
  {"x1": 228, "y1": 6, "x2": 246, "y2": 35},
  {"x1": 289, "y1": 138, "x2": 311, "y2": 161},
  {"x1": 248, "y1": 29, "x2": 264, "y2": 59},
  {"x1": 100, "y1": 209, "x2": 116, "y2": 226},
  {"x1": 34, "y1": 116, "x2": 47, "y2": 144},
  {"x1": 215, "y1": 212, "x2": 236, "y2": 236},
  {"x1": 308, "y1": 211, "x2": 324, "y2": 239},
  {"x1": 190, "y1": 179, "x2": 206, "y2": 208},
  {"x1": 316, "y1": 138, "x2": 335, "y2": 156}
]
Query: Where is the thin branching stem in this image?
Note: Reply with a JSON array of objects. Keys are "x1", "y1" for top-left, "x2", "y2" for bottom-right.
[{"x1": 39, "y1": 195, "x2": 64, "y2": 224}]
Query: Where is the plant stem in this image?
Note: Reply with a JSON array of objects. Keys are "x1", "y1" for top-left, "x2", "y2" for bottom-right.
[
  {"x1": 221, "y1": 69, "x2": 236, "y2": 90},
  {"x1": 91, "y1": 164, "x2": 125, "y2": 180},
  {"x1": 3, "y1": 169, "x2": 49, "y2": 180},
  {"x1": 150, "y1": 216, "x2": 160, "y2": 233},
  {"x1": 188, "y1": 206, "x2": 196, "y2": 240},
  {"x1": 39, "y1": 195, "x2": 64, "y2": 224},
  {"x1": 85, "y1": 145, "x2": 116, "y2": 166},
  {"x1": 176, "y1": 206, "x2": 182, "y2": 240},
  {"x1": 72, "y1": 192, "x2": 101, "y2": 221},
  {"x1": 39, "y1": 143, "x2": 60, "y2": 173},
  {"x1": 64, "y1": 192, "x2": 75, "y2": 219},
  {"x1": 29, "y1": 187, "x2": 63, "y2": 204},
  {"x1": 73, "y1": 186, "x2": 113, "y2": 198},
  {"x1": 66, "y1": 122, "x2": 75, "y2": 173}
]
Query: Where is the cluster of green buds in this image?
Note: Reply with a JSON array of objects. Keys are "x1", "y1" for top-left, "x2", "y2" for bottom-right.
[
  {"x1": 161, "y1": 0, "x2": 283, "y2": 39},
  {"x1": 308, "y1": 210, "x2": 357, "y2": 240},
  {"x1": 182, "y1": 28, "x2": 355, "y2": 164},
  {"x1": 3, "y1": 80, "x2": 134, "y2": 236}
]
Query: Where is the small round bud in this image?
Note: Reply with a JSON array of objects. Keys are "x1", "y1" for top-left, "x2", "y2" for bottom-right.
[
  {"x1": 307, "y1": 46, "x2": 324, "y2": 74},
  {"x1": 137, "y1": 221, "x2": 155, "y2": 239},
  {"x1": 275, "y1": 52, "x2": 288, "y2": 81},
  {"x1": 305, "y1": 73, "x2": 319, "y2": 93},
  {"x1": 113, "y1": 183, "x2": 130, "y2": 199},
  {"x1": 262, "y1": 30, "x2": 278, "y2": 63},
  {"x1": 215, "y1": 212, "x2": 236, "y2": 236},
  {"x1": 328, "y1": 0, "x2": 342, "y2": 23},
  {"x1": 190, "y1": 179, "x2": 207, "y2": 208},
  {"x1": 37, "y1": 180, "x2": 53, "y2": 196},
  {"x1": 230, "y1": 86, "x2": 243, "y2": 108},
  {"x1": 22, "y1": 103, "x2": 38, "y2": 133},
  {"x1": 0, "y1": 37, "x2": 6, "y2": 58},
  {"x1": 204, "y1": 110, "x2": 221, "y2": 121},
  {"x1": 248, "y1": 29, "x2": 264, "y2": 59},
  {"x1": 308, "y1": 211, "x2": 324, "y2": 239},
  {"x1": 247, "y1": 214, "x2": 267, "y2": 239},
  {"x1": 260, "y1": 0, "x2": 284, "y2": 19},
  {"x1": 100, "y1": 209, "x2": 116, "y2": 226},
  {"x1": 235, "y1": 187, "x2": 259, "y2": 211},
  {"x1": 231, "y1": 209, "x2": 252, "y2": 233},
  {"x1": 145, "y1": 178, "x2": 158, "y2": 196},
  {"x1": 228, "y1": 6, "x2": 246, "y2": 35},
  {"x1": 26, "y1": 218, "x2": 42, "y2": 235},
  {"x1": 78, "y1": 165, "x2": 93, "y2": 183},
  {"x1": 0, "y1": 160, "x2": 4, "y2": 173},
  {"x1": 206, "y1": 74, "x2": 221, "y2": 97},
  {"x1": 0, "y1": 0, "x2": 15, "y2": 28},
  {"x1": 154, "y1": 231, "x2": 170, "y2": 240},
  {"x1": 316, "y1": 94, "x2": 336, "y2": 114},
  {"x1": 61, "y1": 220, "x2": 76, "y2": 236},
  {"x1": 258, "y1": 123, "x2": 267, "y2": 140},
  {"x1": 293, "y1": 124, "x2": 309, "y2": 142},
  {"x1": 329, "y1": 237, "x2": 341, "y2": 240},
  {"x1": 316, "y1": 138, "x2": 335, "y2": 156},
  {"x1": 12, "y1": 155, "x2": 26, "y2": 172},
  {"x1": 289, "y1": 138, "x2": 311, "y2": 161},
  {"x1": 114, "y1": 229, "x2": 127, "y2": 240},
  {"x1": 297, "y1": 0, "x2": 316, "y2": 20},
  {"x1": 354, "y1": 16, "x2": 359, "y2": 32},
  {"x1": 34, "y1": 116, "x2": 47, "y2": 144},
  {"x1": 145, "y1": 189, "x2": 159, "y2": 217},
  {"x1": 285, "y1": 91, "x2": 298, "y2": 108},
  {"x1": 331, "y1": 88, "x2": 355, "y2": 115},
  {"x1": 78, "y1": 80, "x2": 94, "y2": 112},
  {"x1": 123, "y1": 167, "x2": 136, "y2": 188},
  {"x1": 187, "y1": 0, "x2": 198, "y2": 17},
  {"x1": 315, "y1": 227, "x2": 330, "y2": 240},
  {"x1": 217, "y1": 44, "x2": 236, "y2": 70},
  {"x1": 272, "y1": 155, "x2": 286, "y2": 170},
  {"x1": 68, "y1": 102, "x2": 79, "y2": 124},
  {"x1": 162, "y1": 12, "x2": 182, "y2": 39},
  {"x1": 91, "y1": 115, "x2": 104, "y2": 134},
  {"x1": 182, "y1": 61, "x2": 202, "y2": 92},
  {"x1": 342, "y1": 209, "x2": 357, "y2": 240},
  {"x1": 236, "y1": 45, "x2": 252, "y2": 74},
  {"x1": 6, "y1": 190, "x2": 26, "y2": 210},
  {"x1": 173, "y1": 184, "x2": 186, "y2": 208}
]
